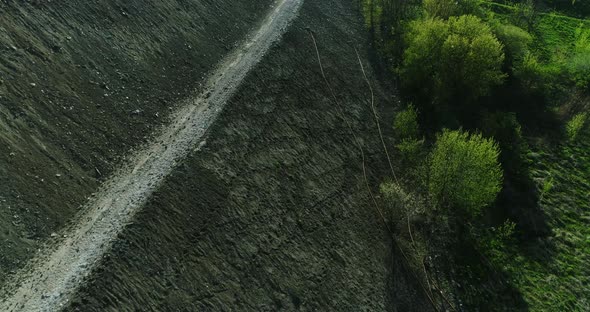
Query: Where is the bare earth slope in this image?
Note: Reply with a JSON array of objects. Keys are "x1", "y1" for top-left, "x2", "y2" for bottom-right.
[
  {"x1": 66, "y1": 0, "x2": 434, "y2": 311},
  {"x1": 0, "y1": 1, "x2": 302, "y2": 311},
  {"x1": 0, "y1": 0, "x2": 273, "y2": 284}
]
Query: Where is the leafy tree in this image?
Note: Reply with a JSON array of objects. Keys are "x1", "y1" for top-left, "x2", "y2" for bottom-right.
[
  {"x1": 429, "y1": 130, "x2": 503, "y2": 215},
  {"x1": 402, "y1": 15, "x2": 506, "y2": 103},
  {"x1": 402, "y1": 17, "x2": 448, "y2": 95},
  {"x1": 440, "y1": 15, "x2": 507, "y2": 98}
]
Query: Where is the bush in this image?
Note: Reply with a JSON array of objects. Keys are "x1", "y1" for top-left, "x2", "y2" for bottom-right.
[
  {"x1": 513, "y1": 52, "x2": 545, "y2": 91},
  {"x1": 396, "y1": 138, "x2": 425, "y2": 164},
  {"x1": 566, "y1": 112, "x2": 588, "y2": 142},
  {"x1": 429, "y1": 130, "x2": 503, "y2": 215},
  {"x1": 492, "y1": 23, "x2": 533, "y2": 63},
  {"x1": 393, "y1": 104, "x2": 420, "y2": 139},
  {"x1": 402, "y1": 15, "x2": 506, "y2": 102}
]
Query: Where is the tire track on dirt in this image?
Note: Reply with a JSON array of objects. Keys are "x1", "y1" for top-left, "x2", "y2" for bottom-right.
[{"x1": 0, "y1": 0, "x2": 302, "y2": 310}]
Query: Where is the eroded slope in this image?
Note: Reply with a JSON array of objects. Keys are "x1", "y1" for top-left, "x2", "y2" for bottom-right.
[
  {"x1": 67, "y1": 0, "x2": 432, "y2": 310},
  {"x1": 0, "y1": 0, "x2": 273, "y2": 284}
]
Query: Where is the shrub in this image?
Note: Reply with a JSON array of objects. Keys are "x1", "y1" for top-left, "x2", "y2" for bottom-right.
[
  {"x1": 429, "y1": 130, "x2": 503, "y2": 215},
  {"x1": 402, "y1": 15, "x2": 506, "y2": 102},
  {"x1": 396, "y1": 138, "x2": 425, "y2": 164},
  {"x1": 566, "y1": 112, "x2": 588, "y2": 142},
  {"x1": 513, "y1": 52, "x2": 545, "y2": 91},
  {"x1": 380, "y1": 182, "x2": 426, "y2": 236},
  {"x1": 492, "y1": 23, "x2": 533, "y2": 62},
  {"x1": 393, "y1": 104, "x2": 420, "y2": 139}
]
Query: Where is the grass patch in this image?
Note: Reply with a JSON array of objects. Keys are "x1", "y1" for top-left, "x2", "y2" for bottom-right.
[{"x1": 492, "y1": 129, "x2": 590, "y2": 310}]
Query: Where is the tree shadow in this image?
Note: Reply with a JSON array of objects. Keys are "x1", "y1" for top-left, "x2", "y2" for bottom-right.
[{"x1": 450, "y1": 235, "x2": 530, "y2": 311}]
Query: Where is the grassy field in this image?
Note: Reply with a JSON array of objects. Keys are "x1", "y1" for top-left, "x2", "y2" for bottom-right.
[
  {"x1": 483, "y1": 0, "x2": 590, "y2": 65},
  {"x1": 496, "y1": 129, "x2": 590, "y2": 310}
]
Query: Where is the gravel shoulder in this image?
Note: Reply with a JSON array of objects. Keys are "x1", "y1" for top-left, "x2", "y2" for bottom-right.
[{"x1": 0, "y1": 1, "x2": 303, "y2": 310}]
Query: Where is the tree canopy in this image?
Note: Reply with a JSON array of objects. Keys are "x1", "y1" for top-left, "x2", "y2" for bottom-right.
[
  {"x1": 429, "y1": 130, "x2": 503, "y2": 215},
  {"x1": 402, "y1": 15, "x2": 506, "y2": 102}
]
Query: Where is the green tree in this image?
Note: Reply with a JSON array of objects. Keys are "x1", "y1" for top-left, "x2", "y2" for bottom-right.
[
  {"x1": 402, "y1": 15, "x2": 506, "y2": 102},
  {"x1": 440, "y1": 15, "x2": 507, "y2": 98},
  {"x1": 402, "y1": 17, "x2": 448, "y2": 94},
  {"x1": 429, "y1": 130, "x2": 503, "y2": 215}
]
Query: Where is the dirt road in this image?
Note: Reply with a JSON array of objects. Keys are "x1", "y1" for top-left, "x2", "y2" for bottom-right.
[{"x1": 0, "y1": 0, "x2": 302, "y2": 310}]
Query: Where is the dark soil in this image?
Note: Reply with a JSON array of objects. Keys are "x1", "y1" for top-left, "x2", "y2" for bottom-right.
[
  {"x1": 0, "y1": 0, "x2": 273, "y2": 285},
  {"x1": 64, "y1": 0, "x2": 433, "y2": 310}
]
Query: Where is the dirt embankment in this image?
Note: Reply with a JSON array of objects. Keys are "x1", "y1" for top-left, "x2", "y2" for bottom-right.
[
  {"x1": 66, "y1": 0, "x2": 433, "y2": 310},
  {"x1": 0, "y1": 1, "x2": 302, "y2": 310},
  {"x1": 0, "y1": 0, "x2": 273, "y2": 284}
]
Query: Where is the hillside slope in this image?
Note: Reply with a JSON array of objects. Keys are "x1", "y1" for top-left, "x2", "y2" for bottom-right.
[
  {"x1": 1, "y1": 1, "x2": 303, "y2": 310},
  {"x1": 64, "y1": 0, "x2": 433, "y2": 310},
  {"x1": 0, "y1": 0, "x2": 273, "y2": 284}
]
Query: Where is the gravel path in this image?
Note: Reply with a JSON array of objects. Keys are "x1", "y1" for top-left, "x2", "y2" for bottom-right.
[{"x1": 0, "y1": 1, "x2": 302, "y2": 310}]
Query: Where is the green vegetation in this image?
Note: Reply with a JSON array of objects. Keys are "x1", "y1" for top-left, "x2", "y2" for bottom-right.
[
  {"x1": 393, "y1": 105, "x2": 424, "y2": 163},
  {"x1": 492, "y1": 23, "x2": 532, "y2": 63},
  {"x1": 566, "y1": 112, "x2": 588, "y2": 141},
  {"x1": 423, "y1": 0, "x2": 457, "y2": 19},
  {"x1": 402, "y1": 15, "x2": 506, "y2": 103},
  {"x1": 363, "y1": 0, "x2": 590, "y2": 309},
  {"x1": 393, "y1": 104, "x2": 420, "y2": 139},
  {"x1": 429, "y1": 130, "x2": 503, "y2": 216}
]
